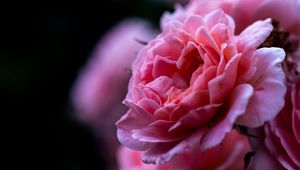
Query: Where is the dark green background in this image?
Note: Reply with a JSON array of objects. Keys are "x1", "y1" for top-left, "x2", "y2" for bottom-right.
[{"x1": 1, "y1": 1, "x2": 173, "y2": 169}]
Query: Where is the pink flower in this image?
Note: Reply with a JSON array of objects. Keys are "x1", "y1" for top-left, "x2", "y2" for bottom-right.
[
  {"x1": 70, "y1": 19, "x2": 156, "y2": 169},
  {"x1": 71, "y1": 19, "x2": 155, "y2": 127},
  {"x1": 116, "y1": 9, "x2": 286, "y2": 164},
  {"x1": 118, "y1": 130, "x2": 251, "y2": 170},
  {"x1": 249, "y1": 80, "x2": 300, "y2": 170}
]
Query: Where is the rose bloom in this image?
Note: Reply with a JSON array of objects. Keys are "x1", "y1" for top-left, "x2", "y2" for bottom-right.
[
  {"x1": 116, "y1": 9, "x2": 286, "y2": 164},
  {"x1": 71, "y1": 19, "x2": 155, "y2": 169},
  {"x1": 118, "y1": 130, "x2": 251, "y2": 170},
  {"x1": 71, "y1": 19, "x2": 155, "y2": 126}
]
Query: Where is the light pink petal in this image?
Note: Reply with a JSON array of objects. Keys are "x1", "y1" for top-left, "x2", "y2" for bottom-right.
[
  {"x1": 129, "y1": 86, "x2": 147, "y2": 102},
  {"x1": 116, "y1": 110, "x2": 152, "y2": 150},
  {"x1": 204, "y1": 9, "x2": 235, "y2": 37},
  {"x1": 237, "y1": 18, "x2": 273, "y2": 53},
  {"x1": 132, "y1": 120, "x2": 186, "y2": 143},
  {"x1": 124, "y1": 100, "x2": 154, "y2": 121},
  {"x1": 183, "y1": 15, "x2": 205, "y2": 36},
  {"x1": 201, "y1": 84, "x2": 254, "y2": 150},
  {"x1": 117, "y1": 128, "x2": 152, "y2": 151},
  {"x1": 137, "y1": 98, "x2": 161, "y2": 114},
  {"x1": 142, "y1": 128, "x2": 205, "y2": 164},
  {"x1": 210, "y1": 23, "x2": 228, "y2": 48},
  {"x1": 151, "y1": 35, "x2": 184, "y2": 59},
  {"x1": 238, "y1": 47, "x2": 286, "y2": 127},
  {"x1": 143, "y1": 87, "x2": 163, "y2": 105}
]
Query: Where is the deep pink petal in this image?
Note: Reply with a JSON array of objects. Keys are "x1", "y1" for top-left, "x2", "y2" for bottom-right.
[
  {"x1": 273, "y1": 126, "x2": 300, "y2": 167},
  {"x1": 292, "y1": 83, "x2": 300, "y2": 143},
  {"x1": 153, "y1": 56, "x2": 178, "y2": 78},
  {"x1": 208, "y1": 54, "x2": 241, "y2": 104},
  {"x1": 264, "y1": 124, "x2": 299, "y2": 170}
]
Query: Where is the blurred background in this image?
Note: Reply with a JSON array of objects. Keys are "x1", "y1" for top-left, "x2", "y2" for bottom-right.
[{"x1": 1, "y1": 1, "x2": 174, "y2": 169}]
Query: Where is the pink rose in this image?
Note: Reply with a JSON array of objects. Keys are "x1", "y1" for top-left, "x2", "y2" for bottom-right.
[
  {"x1": 71, "y1": 19, "x2": 155, "y2": 127},
  {"x1": 118, "y1": 130, "x2": 251, "y2": 170},
  {"x1": 71, "y1": 19, "x2": 156, "y2": 169},
  {"x1": 116, "y1": 9, "x2": 286, "y2": 164}
]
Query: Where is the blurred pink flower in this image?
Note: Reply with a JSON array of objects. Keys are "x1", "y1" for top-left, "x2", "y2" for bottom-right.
[
  {"x1": 71, "y1": 18, "x2": 156, "y2": 169},
  {"x1": 249, "y1": 80, "x2": 300, "y2": 170},
  {"x1": 71, "y1": 19, "x2": 155, "y2": 126},
  {"x1": 116, "y1": 9, "x2": 286, "y2": 164},
  {"x1": 118, "y1": 130, "x2": 251, "y2": 170}
]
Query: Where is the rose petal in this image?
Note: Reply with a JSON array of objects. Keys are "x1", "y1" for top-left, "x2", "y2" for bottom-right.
[
  {"x1": 237, "y1": 18, "x2": 273, "y2": 53},
  {"x1": 142, "y1": 128, "x2": 205, "y2": 164},
  {"x1": 208, "y1": 54, "x2": 241, "y2": 104},
  {"x1": 132, "y1": 120, "x2": 185, "y2": 143},
  {"x1": 179, "y1": 104, "x2": 221, "y2": 128},
  {"x1": 238, "y1": 47, "x2": 286, "y2": 127},
  {"x1": 201, "y1": 84, "x2": 254, "y2": 150},
  {"x1": 116, "y1": 110, "x2": 152, "y2": 150}
]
